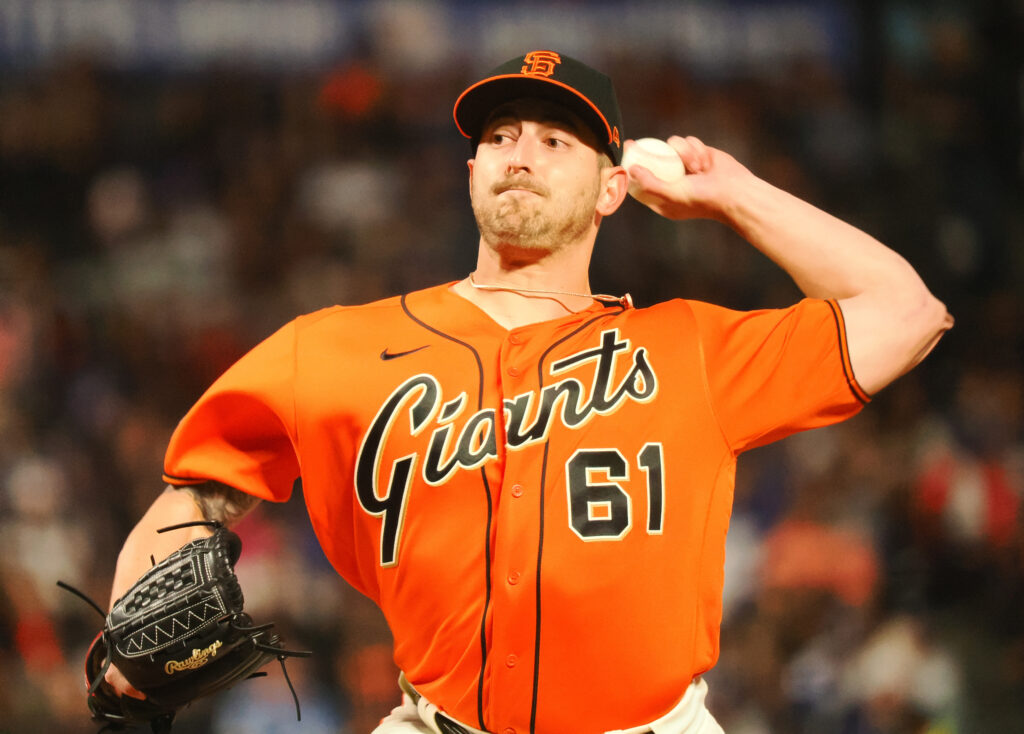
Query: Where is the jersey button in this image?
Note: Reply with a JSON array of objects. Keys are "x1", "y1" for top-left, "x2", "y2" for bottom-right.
[
  {"x1": 502, "y1": 728, "x2": 516, "y2": 734},
  {"x1": 505, "y1": 654, "x2": 518, "y2": 668},
  {"x1": 506, "y1": 365, "x2": 520, "y2": 377},
  {"x1": 510, "y1": 484, "x2": 524, "y2": 498},
  {"x1": 508, "y1": 333, "x2": 524, "y2": 345},
  {"x1": 507, "y1": 570, "x2": 521, "y2": 585}
]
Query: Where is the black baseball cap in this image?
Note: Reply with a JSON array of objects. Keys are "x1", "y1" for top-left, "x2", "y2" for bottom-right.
[{"x1": 453, "y1": 50, "x2": 624, "y2": 165}]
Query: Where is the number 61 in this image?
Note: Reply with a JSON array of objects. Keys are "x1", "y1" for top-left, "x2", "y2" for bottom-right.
[{"x1": 565, "y1": 444, "x2": 665, "y2": 541}]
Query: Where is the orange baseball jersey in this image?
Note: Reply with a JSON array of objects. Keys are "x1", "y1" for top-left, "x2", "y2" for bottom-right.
[{"x1": 163, "y1": 282, "x2": 867, "y2": 733}]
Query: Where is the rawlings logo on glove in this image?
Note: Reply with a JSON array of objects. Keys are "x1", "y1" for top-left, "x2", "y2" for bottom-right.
[{"x1": 165, "y1": 640, "x2": 224, "y2": 674}]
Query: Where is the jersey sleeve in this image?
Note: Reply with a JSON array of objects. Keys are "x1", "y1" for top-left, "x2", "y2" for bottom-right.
[
  {"x1": 162, "y1": 320, "x2": 300, "y2": 502},
  {"x1": 688, "y1": 298, "x2": 868, "y2": 454}
]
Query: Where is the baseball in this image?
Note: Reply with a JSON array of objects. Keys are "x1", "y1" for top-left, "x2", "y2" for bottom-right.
[{"x1": 622, "y1": 137, "x2": 685, "y2": 204}]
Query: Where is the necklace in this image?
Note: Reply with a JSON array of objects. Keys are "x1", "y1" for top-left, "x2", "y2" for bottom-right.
[{"x1": 467, "y1": 272, "x2": 633, "y2": 309}]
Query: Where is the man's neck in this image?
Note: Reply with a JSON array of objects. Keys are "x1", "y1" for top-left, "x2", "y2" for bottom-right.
[{"x1": 455, "y1": 239, "x2": 599, "y2": 329}]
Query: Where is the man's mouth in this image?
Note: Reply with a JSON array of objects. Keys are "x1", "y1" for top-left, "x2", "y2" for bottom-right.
[{"x1": 493, "y1": 178, "x2": 546, "y2": 196}]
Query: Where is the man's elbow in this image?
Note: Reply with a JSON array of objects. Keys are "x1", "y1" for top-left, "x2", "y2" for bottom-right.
[
  {"x1": 841, "y1": 283, "x2": 952, "y2": 396},
  {"x1": 917, "y1": 290, "x2": 953, "y2": 339},
  {"x1": 903, "y1": 288, "x2": 953, "y2": 367}
]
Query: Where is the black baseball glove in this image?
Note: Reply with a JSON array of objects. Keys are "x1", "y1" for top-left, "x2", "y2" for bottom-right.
[{"x1": 60, "y1": 521, "x2": 310, "y2": 732}]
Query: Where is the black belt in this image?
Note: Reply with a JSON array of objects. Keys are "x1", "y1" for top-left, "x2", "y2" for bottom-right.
[
  {"x1": 399, "y1": 673, "x2": 482, "y2": 734},
  {"x1": 397, "y1": 674, "x2": 656, "y2": 734},
  {"x1": 434, "y1": 716, "x2": 477, "y2": 734}
]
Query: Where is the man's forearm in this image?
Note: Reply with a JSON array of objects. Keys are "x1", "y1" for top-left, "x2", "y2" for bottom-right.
[
  {"x1": 636, "y1": 136, "x2": 940, "y2": 309},
  {"x1": 719, "y1": 175, "x2": 922, "y2": 301}
]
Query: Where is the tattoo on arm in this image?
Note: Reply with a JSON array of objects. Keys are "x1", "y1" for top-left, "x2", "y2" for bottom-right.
[{"x1": 180, "y1": 482, "x2": 261, "y2": 526}]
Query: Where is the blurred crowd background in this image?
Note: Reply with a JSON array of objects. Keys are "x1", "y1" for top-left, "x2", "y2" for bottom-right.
[{"x1": 1, "y1": 1, "x2": 1022, "y2": 732}]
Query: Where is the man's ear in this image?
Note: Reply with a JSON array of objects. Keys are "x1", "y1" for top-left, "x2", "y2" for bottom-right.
[
  {"x1": 596, "y1": 165, "x2": 629, "y2": 217},
  {"x1": 467, "y1": 159, "x2": 474, "y2": 192}
]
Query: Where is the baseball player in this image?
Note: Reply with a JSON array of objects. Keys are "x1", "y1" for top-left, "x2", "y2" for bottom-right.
[{"x1": 103, "y1": 50, "x2": 952, "y2": 733}]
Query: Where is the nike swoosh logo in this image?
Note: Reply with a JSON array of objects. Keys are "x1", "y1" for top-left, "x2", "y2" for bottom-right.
[{"x1": 380, "y1": 345, "x2": 430, "y2": 361}]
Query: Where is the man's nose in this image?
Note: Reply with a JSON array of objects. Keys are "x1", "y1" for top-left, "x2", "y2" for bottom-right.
[{"x1": 506, "y1": 135, "x2": 537, "y2": 173}]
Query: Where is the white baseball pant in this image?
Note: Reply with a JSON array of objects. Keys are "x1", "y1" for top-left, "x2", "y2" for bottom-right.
[{"x1": 371, "y1": 676, "x2": 725, "y2": 734}]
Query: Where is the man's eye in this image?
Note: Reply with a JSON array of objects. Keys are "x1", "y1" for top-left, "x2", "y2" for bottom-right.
[
  {"x1": 491, "y1": 132, "x2": 512, "y2": 144},
  {"x1": 545, "y1": 137, "x2": 567, "y2": 149}
]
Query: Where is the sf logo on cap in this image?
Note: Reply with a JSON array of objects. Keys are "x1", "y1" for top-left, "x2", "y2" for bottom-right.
[{"x1": 521, "y1": 50, "x2": 561, "y2": 77}]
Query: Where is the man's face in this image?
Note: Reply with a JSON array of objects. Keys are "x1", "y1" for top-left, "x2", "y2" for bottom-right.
[{"x1": 468, "y1": 98, "x2": 608, "y2": 260}]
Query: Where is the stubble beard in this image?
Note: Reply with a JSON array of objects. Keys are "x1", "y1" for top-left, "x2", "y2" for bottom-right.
[{"x1": 472, "y1": 175, "x2": 600, "y2": 260}]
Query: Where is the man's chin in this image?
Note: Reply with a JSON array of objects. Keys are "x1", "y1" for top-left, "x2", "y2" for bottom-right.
[
  {"x1": 479, "y1": 217, "x2": 549, "y2": 248},
  {"x1": 482, "y1": 230, "x2": 560, "y2": 260},
  {"x1": 491, "y1": 233, "x2": 550, "y2": 251}
]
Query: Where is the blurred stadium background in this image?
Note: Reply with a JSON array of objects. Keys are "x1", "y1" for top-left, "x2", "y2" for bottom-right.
[{"x1": 1, "y1": 1, "x2": 1021, "y2": 732}]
